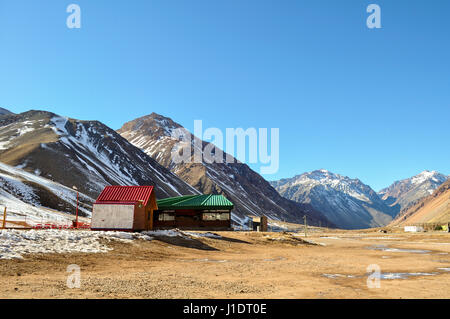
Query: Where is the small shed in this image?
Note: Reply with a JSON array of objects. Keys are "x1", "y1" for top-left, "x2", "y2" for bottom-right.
[
  {"x1": 404, "y1": 225, "x2": 425, "y2": 233},
  {"x1": 248, "y1": 215, "x2": 268, "y2": 232},
  {"x1": 91, "y1": 186, "x2": 157, "y2": 232},
  {"x1": 155, "y1": 194, "x2": 233, "y2": 230}
]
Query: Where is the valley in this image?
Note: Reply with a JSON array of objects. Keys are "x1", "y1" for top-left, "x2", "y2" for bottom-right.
[
  {"x1": 0, "y1": 109, "x2": 448, "y2": 230},
  {"x1": 0, "y1": 108, "x2": 448, "y2": 300},
  {"x1": 1, "y1": 228, "x2": 449, "y2": 299}
]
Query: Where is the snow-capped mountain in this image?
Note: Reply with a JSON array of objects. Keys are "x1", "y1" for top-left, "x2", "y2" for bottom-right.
[
  {"x1": 390, "y1": 177, "x2": 450, "y2": 226},
  {"x1": 0, "y1": 110, "x2": 199, "y2": 202},
  {"x1": 378, "y1": 170, "x2": 448, "y2": 213},
  {"x1": 118, "y1": 113, "x2": 333, "y2": 227},
  {"x1": 270, "y1": 169, "x2": 397, "y2": 229}
]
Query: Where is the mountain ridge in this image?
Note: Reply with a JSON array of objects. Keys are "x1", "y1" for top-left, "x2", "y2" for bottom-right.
[
  {"x1": 390, "y1": 178, "x2": 450, "y2": 226},
  {"x1": 378, "y1": 170, "x2": 448, "y2": 214},
  {"x1": 0, "y1": 107, "x2": 13, "y2": 116},
  {"x1": 118, "y1": 113, "x2": 334, "y2": 227},
  {"x1": 270, "y1": 169, "x2": 398, "y2": 229},
  {"x1": 0, "y1": 110, "x2": 199, "y2": 202}
]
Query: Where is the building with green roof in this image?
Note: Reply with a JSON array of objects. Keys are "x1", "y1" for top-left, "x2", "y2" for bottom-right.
[{"x1": 154, "y1": 194, "x2": 233, "y2": 230}]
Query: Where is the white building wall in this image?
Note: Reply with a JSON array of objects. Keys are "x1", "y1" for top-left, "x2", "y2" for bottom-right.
[
  {"x1": 91, "y1": 204, "x2": 135, "y2": 230},
  {"x1": 404, "y1": 226, "x2": 424, "y2": 233}
]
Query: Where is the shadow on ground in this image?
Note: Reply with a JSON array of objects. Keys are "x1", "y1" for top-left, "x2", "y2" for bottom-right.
[
  {"x1": 212, "y1": 235, "x2": 250, "y2": 244},
  {"x1": 153, "y1": 236, "x2": 219, "y2": 251}
]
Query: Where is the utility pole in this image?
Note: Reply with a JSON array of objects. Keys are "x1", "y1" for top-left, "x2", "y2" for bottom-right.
[
  {"x1": 76, "y1": 191, "x2": 79, "y2": 227},
  {"x1": 2, "y1": 207, "x2": 6, "y2": 229},
  {"x1": 73, "y1": 186, "x2": 79, "y2": 229},
  {"x1": 303, "y1": 215, "x2": 307, "y2": 238}
]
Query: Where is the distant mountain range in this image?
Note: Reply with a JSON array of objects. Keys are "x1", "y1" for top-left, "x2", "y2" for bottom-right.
[
  {"x1": 378, "y1": 170, "x2": 448, "y2": 213},
  {"x1": 270, "y1": 170, "x2": 397, "y2": 229},
  {"x1": 0, "y1": 110, "x2": 332, "y2": 227},
  {"x1": 390, "y1": 178, "x2": 450, "y2": 226},
  {"x1": 271, "y1": 169, "x2": 448, "y2": 229},
  {"x1": 0, "y1": 108, "x2": 447, "y2": 229},
  {"x1": 118, "y1": 113, "x2": 332, "y2": 227}
]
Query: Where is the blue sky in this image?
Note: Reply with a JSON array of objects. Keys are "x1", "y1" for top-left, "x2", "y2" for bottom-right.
[{"x1": 0, "y1": 0, "x2": 448, "y2": 190}]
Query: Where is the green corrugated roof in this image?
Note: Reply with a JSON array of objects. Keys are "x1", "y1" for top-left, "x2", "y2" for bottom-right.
[{"x1": 156, "y1": 194, "x2": 233, "y2": 210}]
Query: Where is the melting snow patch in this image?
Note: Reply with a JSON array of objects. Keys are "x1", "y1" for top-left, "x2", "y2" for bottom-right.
[
  {"x1": 367, "y1": 245, "x2": 430, "y2": 254},
  {"x1": 378, "y1": 272, "x2": 437, "y2": 280},
  {"x1": 196, "y1": 258, "x2": 227, "y2": 263},
  {"x1": 0, "y1": 229, "x2": 152, "y2": 260},
  {"x1": 143, "y1": 229, "x2": 222, "y2": 239},
  {"x1": 364, "y1": 237, "x2": 402, "y2": 240},
  {"x1": 182, "y1": 231, "x2": 222, "y2": 239},
  {"x1": 142, "y1": 229, "x2": 187, "y2": 238},
  {"x1": 322, "y1": 274, "x2": 354, "y2": 279},
  {"x1": 263, "y1": 257, "x2": 286, "y2": 262},
  {"x1": 178, "y1": 258, "x2": 228, "y2": 263}
]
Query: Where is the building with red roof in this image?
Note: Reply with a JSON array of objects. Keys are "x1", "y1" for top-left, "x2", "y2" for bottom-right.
[{"x1": 91, "y1": 186, "x2": 157, "y2": 231}]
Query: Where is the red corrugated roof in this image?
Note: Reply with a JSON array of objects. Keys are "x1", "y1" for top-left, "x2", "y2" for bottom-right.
[{"x1": 95, "y1": 186, "x2": 154, "y2": 206}]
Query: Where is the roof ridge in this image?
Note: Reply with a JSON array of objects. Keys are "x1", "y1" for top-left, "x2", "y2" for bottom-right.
[
  {"x1": 200, "y1": 194, "x2": 213, "y2": 205},
  {"x1": 104, "y1": 185, "x2": 154, "y2": 188},
  {"x1": 172, "y1": 195, "x2": 199, "y2": 205}
]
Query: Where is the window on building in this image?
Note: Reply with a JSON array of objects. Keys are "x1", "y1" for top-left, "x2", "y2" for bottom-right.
[
  {"x1": 158, "y1": 213, "x2": 175, "y2": 221},
  {"x1": 202, "y1": 212, "x2": 230, "y2": 221}
]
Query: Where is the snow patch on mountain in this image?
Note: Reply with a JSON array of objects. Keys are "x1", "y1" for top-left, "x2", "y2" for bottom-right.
[
  {"x1": 0, "y1": 161, "x2": 93, "y2": 224},
  {"x1": 378, "y1": 170, "x2": 448, "y2": 212},
  {"x1": 271, "y1": 170, "x2": 396, "y2": 229},
  {"x1": 118, "y1": 113, "x2": 332, "y2": 227}
]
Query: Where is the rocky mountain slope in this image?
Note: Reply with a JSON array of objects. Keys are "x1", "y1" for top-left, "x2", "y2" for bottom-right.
[
  {"x1": 270, "y1": 169, "x2": 397, "y2": 229},
  {"x1": 0, "y1": 161, "x2": 92, "y2": 224},
  {"x1": 378, "y1": 170, "x2": 448, "y2": 213},
  {"x1": 118, "y1": 113, "x2": 333, "y2": 227},
  {"x1": 0, "y1": 110, "x2": 199, "y2": 203},
  {"x1": 0, "y1": 108, "x2": 13, "y2": 116},
  {"x1": 390, "y1": 178, "x2": 450, "y2": 226}
]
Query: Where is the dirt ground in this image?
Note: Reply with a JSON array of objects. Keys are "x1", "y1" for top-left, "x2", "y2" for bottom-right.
[{"x1": 1, "y1": 229, "x2": 449, "y2": 299}]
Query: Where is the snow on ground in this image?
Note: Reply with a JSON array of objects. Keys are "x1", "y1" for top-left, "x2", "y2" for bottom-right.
[
  {"x1": 181, "y1": 231, "x2": 222, "y2": 239},
  {"x1": 0, "y1": 228, "x2": 224, "y2": 260},
  {"x1": 0, "y1": 229, "x2": 153, "y2": 260},
  {"x1": 0, "y1": 188, "x2": 73, "y2": 224},
  {"x1": 142, "y1": 229, "x2": 185, "y2": 237},
  {"x1": 141, "y1": 229, "x2": 219, "y2": 239},
  {"x1": 268, "y1": 222, "x2": 290, "y2": 231}
]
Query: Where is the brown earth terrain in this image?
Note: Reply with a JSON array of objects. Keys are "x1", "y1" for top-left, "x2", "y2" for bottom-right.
[
  {"x1": 0, "y1": 229, "x2": 449, "y2": 299},
  {"x1": 391, "y1": 179, "x2": 450, "y2": 226}
]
